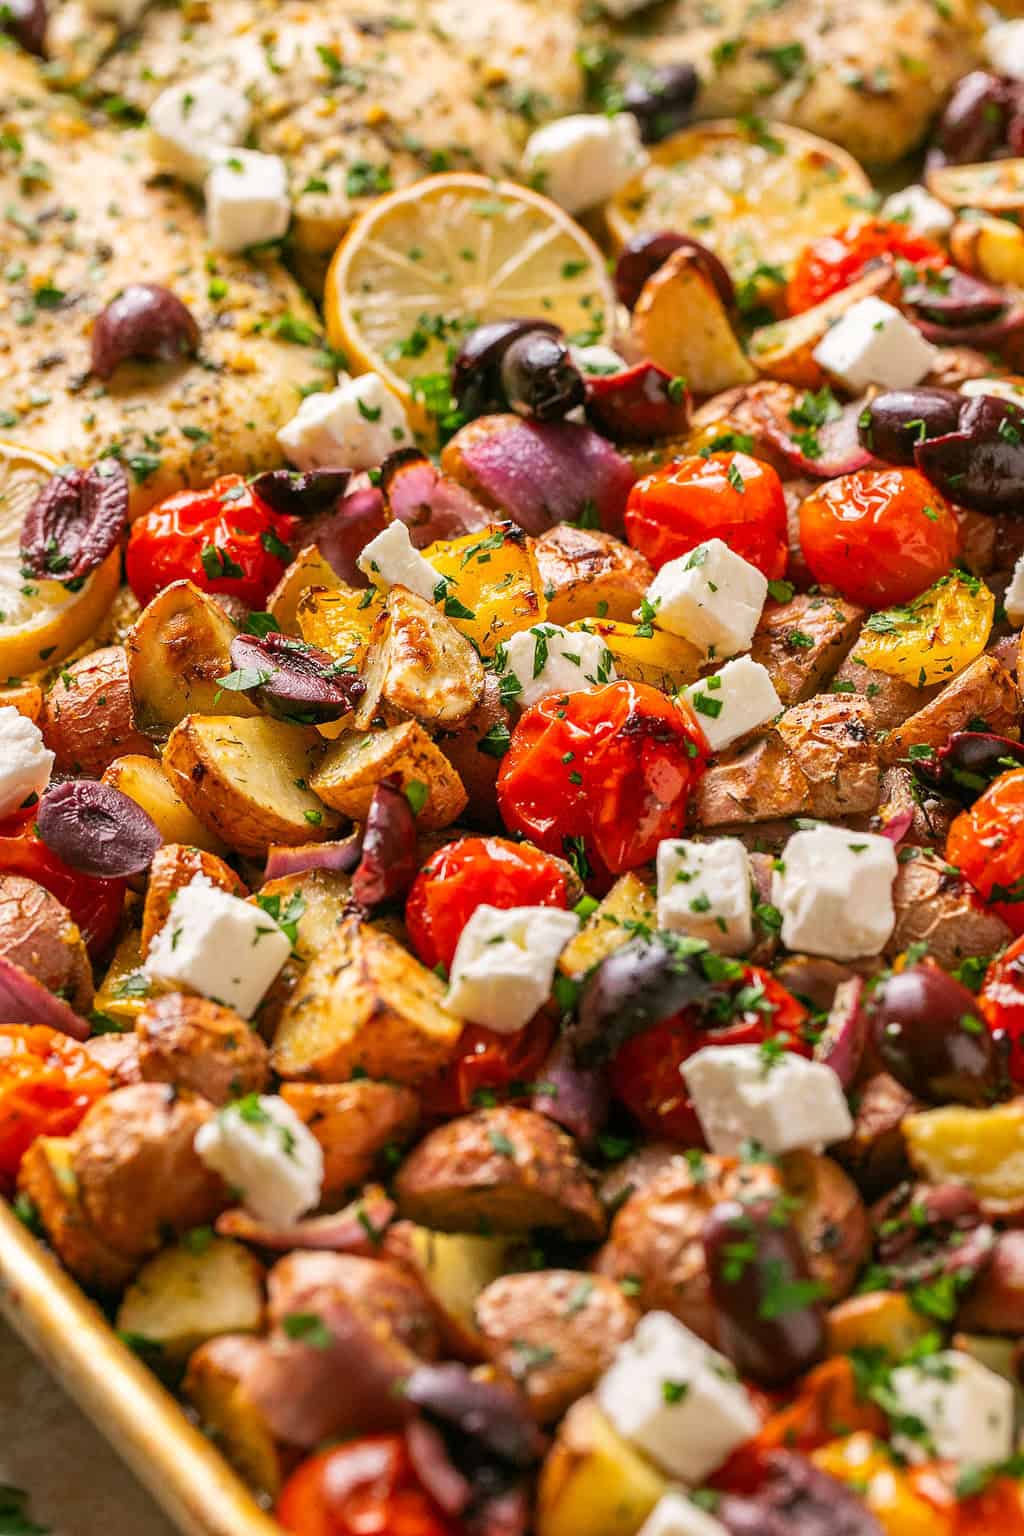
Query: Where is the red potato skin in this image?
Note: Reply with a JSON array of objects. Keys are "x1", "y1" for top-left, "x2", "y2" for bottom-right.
[
  {"x1": 137, "y1": 993, "x2": 270, "y2": 1105},
  {"x1": 40, "y1": 645, "x2": 156, "y2": 777},
  {"x1": 0, "y1": 874, "x2": 93, "y2": 1013}
]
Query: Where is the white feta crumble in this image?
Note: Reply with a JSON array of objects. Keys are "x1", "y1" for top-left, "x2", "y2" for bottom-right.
[
  {"x1": 0, "y1": 707, "x2": 54, "y2": 821},
  {"x1": 812, "y1": 297, "x2": 937, "y2": 394},
  {"x1": 641, "y1": 539, "x2": 768, "y2": 659},
  {"x1": 772, "y1": 824, "x2": 898, "y2": 960},
  {"x1": 499, "y1": 623, "x2": 617, "y2": 709},
  {"x1": 277, "y1": 372, "x2": 412, "y2": 473},
  {"x1": 205, "y1": 148, "x2": 290, "y2": 254},
  {"x1": 522, "y1": 113, "x2": 648, "y2": 215},
  {"x1": 143, "y1": 874, "x2": 292, "y2": 1020},
  {"x1": 1006, "y1": 551, "x2": 1024, "y2": 628},
  {"x1": 888, "y1": 1350, "x2": 1015, "y2": 1467},
  {"x1": 570, "y1": 343, "x2": 629, "y2": 377},
  {"x1": 148, "y1": 77, "x2": 252, "y2": 186},
  {"x1": 445, "y1": 904, "x2": 580, "y2": 1035},
  {"x1": 639, "y1": 1493, "x2": 730, "y2": 1536},
  {"x1": 681, "y1": 1044, "x2": 854, "y2": 1156},
  {"x1": 682, "y1": 656, "x2": 781, "y2": 753},
  {"x1": 985, "y1": 19, "x2": 1024, "y2": 80},
  {"x1": 656, "y1": 838, "x2": 753, "y2": 955},
  {"x1": 194, "y1": 1093, "x2": 323, "y2": 1226},
  {"x1": 597, "y1": 1311, "x2": 759, "y2": 1483},
  {"x1": 356, "y1": 520, "x2": 439, "y2": 603},
  {"x1": 880, "y1": 185, "x2": 954, "y2": 242},
  {"x1": 960, "y1": 377, "x2": 1024, "y2": 411}
]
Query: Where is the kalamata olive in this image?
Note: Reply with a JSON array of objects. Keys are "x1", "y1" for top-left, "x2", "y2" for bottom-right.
[
  {"x1": 36, "y1": 781, "x2": 162, "y2": 879},
  {"x1": 351, "y1": 777, "x2": 418, "y2": 907},
  {"x1": 531, "y1": 1036, "x2": 609, "y2": 1149},
  {"x1": 915, "y1": 393, "x2": 1024, "y2": 515},
  {"x1": 856, "y1": 388, "x2": 962, "y2": 464},
  {"x1": 870, "y1": 958, "x2": 1003, "y2": 1106},
  {"x1": 928, "y1": 71, "x2": 1017, "y2": 169},
  {"x1": 718, "y1": 1451, "x2": 885, "y2": 1536},
  {"x1": 251, "y1": 468, "x2": 351, "y2": 518},
  {"x1": 918, "y1": 730, "x2": 1024, "y2": 804},
  {"x1": 499, "y1": 332, "x2": 586, "y2": 423},
  {"x1": 902, "y1": 269, "x2": 1007, "y2": 329},
  {"x1": 90, "y1": 282, "x2": 201, "y2": 380},
  {"x1": 1, "y1": 0, "x2": 46, "y2": 54},
  {"x1": 703, "y1": 1196, "x2": 826, "y2": 1387},
  {"x1": 451, "y1": 319, "x2": 561, "y2": 418},
  {"x1": 621, "y1": 62, "x2": 699, "y2": 144},
  {"x1": 403, "y1": 1365, "x2": 544, "y2": 1469},
  {"x1": 614, "y1": 231, "x2": 735, "y2": 311},
  {"x1": 584, "y1": 361, "x2": 690, "y2": 442},
  {"x1": 20, "y1": 459, "x2": 129, "y2": 583},
  {"x1": 228, "y1": 631, "x2": 365, "y2": 723},
  {"x1": 568, "y1": 934, "x2": 713, "y2": 1067}
]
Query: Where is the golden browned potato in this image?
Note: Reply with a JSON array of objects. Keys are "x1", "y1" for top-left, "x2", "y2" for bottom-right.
[
  {"x1": 559, "y1": 872, "x2": 656, "y2": 979},
  {"x1": 164, "y1": 715, "x2": 337, "y2": 858},
  {"x1": 0, "y1": 875, "x2": 93, "y2": 1013},
  {"x1": 83, "y1": 1032, "x2": 141, "y2": 1087},
  {"x1": 781, "y1": 1151, "x2": 871, "y2": 1304},
  {"x1": 273, "y1": 918, "x2": 462, "y2": 1085},
  {"x1": 101, "y1": 755, "x2": 228, "y2": 854},
  {"x1": 183, "y1": 1335, "x2": 291, "y2": 1500},
  {"x1": 382, "y1": 1222, "x2": 522, "y2": 1360},
  {"x1": 835, "y1": 1072, "x2": 921, "y2": 1197},
  {"x1": 688, "y1": 381, "x2": 804, "y2": 477},
  {"x1": 116, "y1": 1237, "x2": 265, "y2": 1360},
  {"x1": 17, "y1": 1135, "x2": 138, "y2": 1291},
  {"x1": 749, "y1": 266, "x2": 900, "y2": 388},
  {"x1": 536, "y1": 1394, "x2": 667, "y2": 1536},
  {"x1": 827, "y1": 1292, "x2": 936, "y2": 1358},
  {"x1": 434, "y1": 672, "x2": 509, "y2": 829},
  {"x1": 630, "y1": 247, "x2": 756, "y2": 394},
  {"x1": 137, "y1": 993, "x2": 270, "y2": 1105},
  {"x1": 280, "y1": 1080, "x2": 419, "y2": 1199},
  {"x1": 750, "y1": 593, "x2": 864, "y2": 705},
  {"x1": 268, "y1": 546, "x2": 342, "y2": 635},
  {"x1": 534, "y1": 526, "x2": 654, "y2": 626},
  {"x1": 828, "y1": 656, "x2": 938, "y2": 732},
  {"x1": 266, "y1": 1250, "x2": 440, "y2": 1363},
  {"x1": 887, "y1": 850, "x2": 1013, "y2": 969},
  {"x1": 775, "y1": 695, "x2": 881, "y2": 818},
  {"x1": 904, "y1": 1102, "x2": 1024, "y2": 1215},
  {"x1": 40, "y1": 645, "x2": 156, "y2": 777},
  {"x1": 696, "y1": 730, "x2": 813, "y2": 827},
  {"x1": 475, "y1": 1271, "x2": 638, "y2": 1422},
  {"x1": 355, "y1": 586, "x2": 484, "y2": 730},
  {"x1": 127, "y1": 581, "x2": 259, "y2": 741},
  {"x1": 140, "y1": 844, "x2": 248, "y2": 959},
  {"x1": 311, "y1": 721, "x2": 468, "y2": 829},
  {"x1": 881, "y1": 653, "x2": 1021, "y2": 766},
  {"x1": 395, "y1": 1108, "x2": 606, "y2": 1240}
]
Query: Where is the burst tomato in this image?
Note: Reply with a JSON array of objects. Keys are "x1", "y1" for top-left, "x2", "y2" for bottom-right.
[
  {"x1": 125, "y1": 473, "x2": 295, "y2": 608},
  {"x1": 0, "y1": 807, "x2": 125, "y2": 956},
  {"x1": 276, "y1": 1435, "x2": 459, "y2": 1536},
  {"x1": 787, "y1": 218, "x2": 946, "y2": 314},
  {"x1": 610, "y1": 964, "x2": 809, "y2": 1142},
  {"x1": 624, "y1": 451, "x2": 788, "y2": 577},
  {"x1": 418, "y1": 1013, "x2": 556, "y2": 1117},
  {"x1": 947, "y1": 768, "x2": 1024, "y2": 935},
  {"x1": 798, "y1": 468, "x2": 959, "y2": 608},
  {"x1": 0, "y1": 1025, "x2": 109, "y2": 1187},
  {"x1": 497, "y1": 681, "x2": 708, "y2": 892},
  {"x1": 979, "y1": 934, "x2": 1024, "y2": 1081}
]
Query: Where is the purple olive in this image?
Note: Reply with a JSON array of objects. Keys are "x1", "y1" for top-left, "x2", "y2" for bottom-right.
[
  {"x1": 351, "y1": 777, "x2": 418, "y2": 907},
  {"x1": 1, "y1": 0, "x2": 46, "y2": 54},
  {"x1": 917, "y1": 731, "x2": 1024, "y2": 805},
  {"x1": 568, "y1": 934, "x2": 713, "y2": 1067},
  {"x1": 622, "y1": 63, "x2": 699, "y2": 144},
  {"x1": 929, "y1": 71, "x2": 1018, "y2": 169},
  {"x1": 856, "y1": 388, "x2": 962, "y2": 464},
  {"x1": 718, "y1": 1452, "x2": 885, "y2": 1536},
  {"x1": 403, "y1": 1365, "x2": 544, "y2": 1469},
  {"x1": 870, "y1": 959, "x2": 1003, "y2": 1106},
  {"x1": 451, "y1": 319, "x2": 561, "y2": 418},
  {"x1": 531, "y1": 1036, "x2": 609, "y2": 1150},
  {"x1": 90, "y1": 283, "x2": 200, "y2": 380},
  {"x1": 915, "y1": 393, "x2": 1024, "y2": 515},
  {"x1": 228, "y1": 632, "x2": 365, "y2": 723},
  {"x1": 251, "y1": 468, "x2": 351, "y2": 518},
  {"x1": 20, "y1": 459, "x2": 129, "y2": 583},
  {"x1": 585, "y1": 361, "x2": 690, "y2": 442},
  {"x1": 703, "y1": 1197, "x2": 825, "y2": 1387},
  {"x1": 902, "y1": 269, "x2": 1007, "y2": 328},
  {"x1": 499, "y1": 332, "x2": 585, "y2": 423},
  {"x1": 613, "y1": 230, "x2": 735, "y2": 312},
  {"x1": 36, "y1": 781, "x2": 161, "y2": 878}
]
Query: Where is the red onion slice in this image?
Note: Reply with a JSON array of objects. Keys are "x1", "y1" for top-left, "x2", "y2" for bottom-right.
[
  {"x1": 0, "y1": 954, "x2": 89, "y2": 1041},
  {"x1": 531, "y1": 1036, "x2": 609, "y2": 1150},
  {"x1": 216, "y1": 1190, "x2": 395, "y2": 1253},
  {"x1": 915, "y1": 303, "x2": 1024, "y2": 350},
  {"x1": 813, "y1": 976, "x2": 867, "y2": 1091},
  {"x1": 451, "y1": 418, "x2": 636, "y2": 535},
  {"x1": 352, "y1": 778, "x2": 418, "y2": 908},
  {"x1": 405, "y1": 1419, "x2": 471, "y2": 1516},
  {"x1": 264, "y1": 831, "x2": 364, "y2": 882},
  {"x1": 756, "y1": 396, "x2": 874, "y2": 478},
  {"x1": 308, "y1": 486, "x2": 388, "y2": 586},
  {"x1": 36, "y1": 782, "x2": 162, "y2": 878},
  {"x1": 876, "y1": 806, "x2": 915, "y2": 844},
  {"x1": 382, "y1": 450, "x2": 491, "y2": 546}
]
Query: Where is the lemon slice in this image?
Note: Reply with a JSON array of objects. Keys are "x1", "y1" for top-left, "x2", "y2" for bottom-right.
[
  {"x1": 607, "y1": 119, "x2": 872, "y2": 281},
  {"x1": 0, "y1": 441, "x2": 121, "y2": 678},
  {"x1": 325, "y1": 173, "x2": 615, "y2": 429}
]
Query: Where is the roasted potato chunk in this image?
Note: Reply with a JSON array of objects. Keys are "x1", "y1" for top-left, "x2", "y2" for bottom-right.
[
  {"x1": 116, "y1": 1237, "x2": 265, "y2": 1360},
  {"x1": 0, "y1": 875, "x2": 93, "y2": 1013},
  {"x1": 356, "y1": 586, "x2": 484, "y2": 730},
  {"x1": 630, "y1": 247, "x2": 756, "y2": 394},
  {"x1": 183, "y1": 1335, "x2": 290, "y2": 1500},
  {"x1": 750, "y1": 593, "x2": 864, "y2": 705},
  {"x1": 382, "y1": 1222, "x2": 521, "y2": 1360},
  {"x1": 41, "y1": 645, "x2": 155, "y2": 777},
  {"x1": 140, "y1": 844, "x2": 247, "y2": 959},
  {"x1": 101, "y1": 754, "x2": 227, "y2": 854},
  {"x1": 0, "y1": 682, "x2": 42, "y2": 721},
  {"x1": 280, "y1": 1080, "x2": 419, "y2": 1199},
  {"x1": 827, "y1": 1291, "x2": 936, "y2": 1358},
  {"x1": 137, "y1": 993, "x2": 269, "y2": 1105},
  {"x1": 696, "y1": 730, "x2": 812, "y2": 827},
  {"x1": 776, "y1": 695, "x2": 881, "y2": 817},
  {"x1": 16, "y1": 1135, "x2": 137, "y2": 1291},
  {"x1": 434, "y1": 672, "x2": 509, "y2": 829},
  {"x1": 749, "y1": 265, "x2": 899, "y2": 389},
  {"x1": 881, "y1": 653, "x2": 1021, "y2": 766},
  {"x1": 904, "y1": 1102, "x2": 1024, "y2": 1216},
  {"x1": 311, "y1": 721, "x2": 468, "y2": 829},
  {"x1": 835, "y1": 1072, "x2": 921, "y2": 1198},
  {"x1": 781, "y1": 1151, "x2": 871, "y2": 1304},
  {"x1": 535, "y1": 525, "x2": 653, "y2": 626},
  {"x1": 828, "y1": 656, "x2": 937, "y2": 732},
  {"x1": 887, "y1": 850, "x2": 1012, "y2": 969},
  {"x1": 536, "y1": 1395, "x2": 666, "y2": 1536},
  {"x1": 127, "y1": 582, "x2": 259, "y2": 741},
  {"x1": 559, "y1": 872, "x2": 656, "y2": 979}
]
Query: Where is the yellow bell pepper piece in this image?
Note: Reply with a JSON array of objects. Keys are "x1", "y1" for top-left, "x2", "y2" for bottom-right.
[
  {"x1": 296, "y1": 582, "x2": 383, "y2": 671},
  {"x1": 424, "y1": 522, "x2": 546, "y2": 657},
  {"x1": 813, "y1": 1434, "x2": 953, "y2": 1536},
  {"x1": 569, "y1": 617, "x2": 703, "y2": 693},
  {"x1": 851, "y1": 572, "x2": 994, "y2": 688}
]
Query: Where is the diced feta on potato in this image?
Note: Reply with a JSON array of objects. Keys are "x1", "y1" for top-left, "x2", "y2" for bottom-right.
[
  {"x1": 880, "y1": 185, "x2": 954, "y2": 241},
  {"x1": 356, "y1": 521, "x2": 439, "y2": 603},
  {"x1": 148, "y1": 77, "x2": 252, "y2": 186},
  {"x1": 682, "y1": 656, "x2": 781, "y2": 752},
  {"x1": 277, "y1": 373, "x2": 412, "y2": 473},
  {"x1": 205, "y1": 149, "x2": 290, "y2": 254},
  {"x1": 500, "y1": 623, "x2": 616, "y2": 709},
  {"x1": 446, "y1": 904, "x2": 580, "y2": 1034},
  {"x1": 681, "y1": 1044, "x2": 854, "y2": 1156},
  {"x1": 656, "y1": 838, "x2": 753, "y2": 955},
  {"x1": 194, "y1": 1093, "x2": 323, "y2": 1226},
  {"x1": 0, "y1": 706, "x2": 54, "y2": 820},
  {"x1": 523, "y1": 113, "x2": 648, "y2": 215},
  {"x1": 143, "y1": 874, "x2": 291, "y2": 1019},
  {"x1": 888, "y1": 1350, "x2": 1015, "y2": 1466},
  {"x1": 772, "y1": 824, "x2": 898, "y2": 960},
  {"x1": 642, "y1": 539, "x2": 768, "y2": 660},
  {"x1": 812, "y1": 297, "x2": 937, "y2": 393}
]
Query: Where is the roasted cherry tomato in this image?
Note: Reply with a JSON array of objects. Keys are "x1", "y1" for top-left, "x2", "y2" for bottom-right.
[
  {"x1": 979, "y1": 934, "x2": 1024, "y2": 1080},
  {"x1": 125, "y1": 473, "x2": 295, "y2": 608},
  {"x1": 798, "y1": 468, "x2": 959, "y2": 608},
  {"x1": 787, "y1": 218, "x2": 946, "y2": 314},
  {"x1": 276, "y1": 1435, "x2": 459, "y2": 1536},
  {"x1": 497, "y1": 680, "x2": 708, "y2": 892},
  {"x1": 0, "y1": 808, "x2": 125, "y2": 956},
  {"x1": 0, "y1": 1025, "x2": 109, "y2": 1188},
  {"x1": 419, "y1": 1013, "x2": 556, "y2": 1117},
  {"x1": 406, "y1": 836, "x2": 572, "y2": 972},
  {"x1": 947, "y1": 768, "x2": 1024, "y2": 935},
  {"x1": 610, "y1": 964, "x2": 809, "y2": 1142},
  {"x1": 624, "y1": 452, "x2": 788, "y2": 577}
]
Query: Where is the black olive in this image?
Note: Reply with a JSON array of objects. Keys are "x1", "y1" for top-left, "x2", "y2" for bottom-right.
[
  {"x1": 870, "y1": 959, "x2": 1003, "y2": 1106},
  {"x1": 568, "y1": 933, "x2": 714, "y2": 1067},
  {"x1": 37, "y1": 782, "x2": 162, "y2": 878},
  {"x1": 228, "y1": 631, "x2": 365, "y2": 723},
  {"x1": 857, "y1": 388, "x2": 962, "y2": 464},
  {"x1": 915, "y1": 393, "x2": 1024, "y2": 515},
  {"x1": 902, "y1": 269, "x2": 1007, "y2": 328},
  {"x1": 622, "y1": 63, "x2": 699, "y2": 144},
  {"x1": 451, "y1": 318, "x2": 561, "y2": 418},
  {"x1": 90, "y1": 283, "x2": 201, "y2": 380},
  {"x1": 0, "y1": 0, "x2": 46, "y2": 54},
  {"x1": 499, "y1": 331, "x2": 585, "y2": 422},
  {"x1": 929, "y1": 70, "x2": 1018, "y2": 169}
]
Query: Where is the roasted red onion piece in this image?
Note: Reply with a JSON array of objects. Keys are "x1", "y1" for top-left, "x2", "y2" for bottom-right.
[
  {"x1": 308, "y1": 485, "x2": 387, "y2": 585},
  {"x1": 876, "y1": 807, "x2": 914, "y2": 845},
  {"x1": 36, "y1": 782, "x2": 161, "y2": 878},
  {"x1": 216, "y1": 1191, "x2": 396, "y2": 1254},
  {"x1": 453, "y1": 418, "x2": 635, "y2": 536},
  {"x1": 585, "y1": 362, "x2": 691, "y2": 443},
  {"x1": 0, "y1": 954, "x2": 89, "y2": 1040},
  {"x1": 452, "y1": 319, "x2": 561, "y2": 419},
  {"x1": 263, "y1": 831, "x2": 364, "y2": 882},
  {"x1": 614, "y1": 231, "x2": 734, "y2": 311},
  {"x1": 813, "y1": 977, "x2": 867, "y2": 1092},
  {"x1": 228, "y1": 631, "x2": 365, "y2": 723},
  {"x1": 913, "y1": 303, "x2": 1024, "y2": 352},
  {"x1": 1, "y1": 0, "x2": 46, "y2": 54},
  {"x1": 352, "y1": 777, "x2": 418, "y2": 908},
  {"x1": 902, "y1": 269, "x2": 1007, "y2": 328},
  {"x1": 755, "y1": 396, "x2": 872, "y2": 479},
  {"x1": 915, "y1": 393, "x2": 1024, "y2": 514},
  {"x1": 90, "y1": 283, "x2": 200, "y2": 379},
  {"x1": 857, "y1": 388, "x2": 962, "y2": 465},
  {"x1": 251, "y1": 468, "x2": 351, "y2": 518},
  {"x1": 382, "y1": 450, "x2": 491, "y2": 546},
  {"x1": 531, "y1": 1036, "x2": 609, "y2": 1150},
  {"x1": 403, "y1": 1364, "x2": 545, "y2": 1468},
  {"x1": 20, "y1": 459, "x2": 129, "y2": 582}
]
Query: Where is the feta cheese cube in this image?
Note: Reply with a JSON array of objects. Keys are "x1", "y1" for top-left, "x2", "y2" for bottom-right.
[
  {"x1": 772, "y1": 824, "x2": 898, "y2": 960},
  {"x1": 880, "y1": 185, "x2": 954, "y2": 242},
  {"x1": 639, "y1": 1494, "x2": 730, "y2": 1536},
  {"x1": 205, "y1": 149, "x2": 290, "y2": 253},
  {"x1": 985, "y1": 19, "x2": 1024, "y2": 80},
  {"x1": 500, "y1": 623, "x2": 616, "y2": 709},
  {"x1": 356, "y1": 520, "x2": 439, "y2": 603},
  {"x1": 148, "y1": 77, "x2": 252, "y2": 186},
  {"x1": 0, "y1": 707, "x2": 54, "y2": 821},
  {"x1": 656, "y1": 838, "x2": 753, "y2": 955},
  {"x1": 642, "y1": 539, "x2": 768, "y2": 659},
  {"x1": 522, "y1": 113, "x2": 648, "y2": 215},
  {"x1": 888, "y1": 1351, "x2": 1015, "y2": 1466},
  {"x1": 597, "y1": 1311, "x2": 759, "y2": 1482},
  {"x1": 194, "y1": 1093, "x2": 323, "y2": 1226},
  {"x1": 960, "y1": 377, "x2": 1024, "y2": 411},
  {"x1": 446, "y1": 904, "x2": 580, "y2": 1035},
  {"x1": 277, "y1": 372, "x2": 412, "y2": 473},
  {"x1": 683, "y1": 656, "x2": 781, "y2": 752},
  {"x1": 570, "y1": 344, "x2": 629, "y2": 377},
  {"x1": 143, "y1": 874, "x2": 291, "y2": 1020},
  {"x1": 1006, "y1": 552, "x2": 1024, "y2": 628},
  {"x1": 812, "y1": 297, "x2": 937, "y2": 394},
  {"x1": 681, "y1": 1044, "x2": 854, "y2": 1156}
]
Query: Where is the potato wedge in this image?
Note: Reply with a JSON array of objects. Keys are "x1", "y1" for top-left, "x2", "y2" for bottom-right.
[
  {"x1": 559, "y1": 871, "x2": 657, "y2": 979},
  {"x1": 568, "y1": 619, "x2": 703, "y2": 693},
  {"x1": 696, "y1": 730, "x2": 812, "y2": 827},
  {"x1": 828, "y1": 656, "x2": 937, "y2": 732},
  {"x1": 163, "y1": 715, "x2": 337, "y2": 858},
  {"x1": 256, "y1": 869, "x2": 352, "y2": 963},
  {"x1": 41, "y1": 644, "x2": 155, "y2": 776},
  {"x1": 17, "y1": 1135, "x2": 137, "y2": 1291},
  {"x1": 434, "y1": 672, "x2": 509, "y2": 830},
  {"x1": 781, "y1": 1151, "x2": 871, "y2": 1304},
  {"x1": 140, "y1": 844, "x2": 247, "y2": 959},
  {"x1": 102, "y1": 754, "x2": 227, "y2": 854},
  {"x1": 951, "y1": 213, "x2": 1024, "y2": 288},
  {"x1": 183, "y1": 1335, "x2": 290, "y2": 1500},
  {"x1": 631, "y1": 247, "x2": 756, "y2": 396},
  {"x1": 280, "y1": 1081, "x2": 419, "y2": 1199},
  {"x1": 535, "y1": 525, "x2": 653, "y2": 626},
  {"x1": 904, "y1": 1102, "x2": 1024, "y2": 1215},
  {"x1": 355, "y1": 586, "x2": 484, "y2": 730},
  {"x1": 382, "y1": 1221, "x2": 520, "y2": 1360},
  {"x1": 775, "y1": 695, "x2": 881, "y2": 818},
  {"x1": 311, "y1": 721, "x2": 467, "y2": 830},
  {"x1": 750, "y1": 593, "x2": 864, "y2": 706},
  {"x1": 116, "y1": 1237, "x2": 264, "y2": 1360},
  {"x1": 127, "y1": 581, "x2": 259, "y2": 741},
  {"x1": 423, "y1": 521, "x2": 547, "y2": 658},
  {"x1": 138, "y1": 992, "x2": 269, "y2": 1105},
  {"x1": 536, "y1": 1395, "x2": 666, "y2": 1536},
  {"x1": 881, "y1": 653, "x2": 1020, "y2": 766},
  {"x1": 268, "y1": 545, "x2": 342, "y2": 635},
  {"x1": 273, "y1": 918, "x2": 461, "y2": 1085},
  {"x1": 835, "y1": 1071, "x2": 920, "y2": 1198},
  {"x1": 928, "y1": 158, "x2": 1024, "y2": 217},
  {"x1": 749, "y1": 265, "x2": 900, "y2": 389},
  {"x1": 887, "y1": 849, "x2": 1012, "y2": 970}
]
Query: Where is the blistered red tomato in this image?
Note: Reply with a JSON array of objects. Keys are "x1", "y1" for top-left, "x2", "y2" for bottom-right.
[
  {"x1": 497, "y1": 681, "x2": 709, "y2": 892},
  {"x1": 798, "y1": 468, "x2": 959, "y2": 608},
  {"x1": 276, "y1": 1435, "x2": 459, "y2": 1536},
  {"x1": 787, "y1": 219, "x2": 946, "y2": 314},
  {"x1": 0, "y1": 1024, "x2": 109, "y2": 1188},
  {"x1": 979, "y1": 935, "x2": 1024, "y2": 1082},
  {"x1": 125, "y1": 473, "x2": 295, "y2": 608},
  {"x1": 419, "y1": 1013, "x2": 556, "y2": 1117},
  {"x1": 0, "y1": 807, "x2": 125, "y2": 956},
  {"x1": 624, "y1": 452, "x2": 788, "y2": 578},
  {"x1": 610, "y1": 964, "x2": 809, "y2": 1142},
  {"x1": 948, "y1": 768, "x2": 1024, "y2": 935}
]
